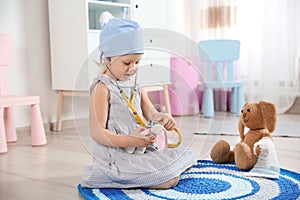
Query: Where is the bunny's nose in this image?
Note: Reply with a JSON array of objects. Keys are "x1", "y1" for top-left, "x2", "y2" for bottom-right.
[{"x1": 243, "y1": 112, "x2": 247, "y2": 118}]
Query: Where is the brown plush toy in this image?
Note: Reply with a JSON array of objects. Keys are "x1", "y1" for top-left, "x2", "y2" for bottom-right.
[{"x1": 210, "y1": 100, "x2": 277, "y2": 170}]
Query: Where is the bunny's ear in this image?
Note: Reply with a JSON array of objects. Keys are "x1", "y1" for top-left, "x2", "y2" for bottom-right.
[
  {"x1": 259, "y1": 100, "x2": 277, "y2": 133},
  {"x1": 238, "y1": 116, "x2": 245, "y2": 140}
]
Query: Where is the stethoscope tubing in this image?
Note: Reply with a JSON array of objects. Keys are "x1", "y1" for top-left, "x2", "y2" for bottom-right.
[{"x1": 105, "y1": 64, "x2": 182, "y2": 148}]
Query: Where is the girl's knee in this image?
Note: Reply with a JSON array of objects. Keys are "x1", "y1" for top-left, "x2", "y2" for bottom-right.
[
  {"x1": 170, "y1": 176, "x2": 179, "y2": 188},
  {"x1": 165, "y1": 177, "x2": 179, "y2": 189},
  {"x1": 150, "y1": 176, "x2": 179, "y2": 189}
]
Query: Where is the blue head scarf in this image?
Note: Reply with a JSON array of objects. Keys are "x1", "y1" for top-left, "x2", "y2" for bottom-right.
[{"x1": 99, "y1": 18, "x2": 144, "y2": 62}]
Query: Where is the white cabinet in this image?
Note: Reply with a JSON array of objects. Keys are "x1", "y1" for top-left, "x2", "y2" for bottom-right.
[
  {"x1": 48, "y1": 0, "x2": 87, "y2": 91},
  {"x1": 48, "y1": 0, "x2": 178, "y2": 130},
  {"x1": 132, "y1": 0, "x2": 171, "y2": 86},
  {"x1": 48, "y1": 0, "x2": 133, "y2": 131},
  {"x1": 48, "y1": 0, "x2": 132, "y2": 91},
  {"x1": 48, "y1": 0, "x2": 174, "y2": 90},
  {"x1": 131, "y1": 0, "x2": 168, "y2": 29}
]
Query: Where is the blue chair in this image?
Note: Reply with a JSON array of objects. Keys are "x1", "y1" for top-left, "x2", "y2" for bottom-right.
[{"x1": 198, "y1": 39, "x2": 245, "y2": 117}]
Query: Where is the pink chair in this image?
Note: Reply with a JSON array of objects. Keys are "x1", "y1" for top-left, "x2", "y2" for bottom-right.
[{"x1": 0, "y1": 33, "x2": 47, "y2": 153}]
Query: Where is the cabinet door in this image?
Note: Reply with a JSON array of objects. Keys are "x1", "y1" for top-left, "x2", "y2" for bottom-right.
[
  {"x1": 48, "y1": 0, "x2": 89, "y2": 91},
  {"x1": 137, "y1": 59, "x2": 170, "y2": 86},
  {"x1": 132, "y1": 0, "x2": 170, "y2": 86},
  {"x1": 132, "y1": 0, "x2": 167, "y2": 29},
  {"x1": 138, "y1": 38, "x2": 171, "y2": 85}
]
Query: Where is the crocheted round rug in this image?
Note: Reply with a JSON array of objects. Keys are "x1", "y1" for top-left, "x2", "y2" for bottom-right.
[{"x1": 78, "y1": 160, "x2": 300, "y2": 200}]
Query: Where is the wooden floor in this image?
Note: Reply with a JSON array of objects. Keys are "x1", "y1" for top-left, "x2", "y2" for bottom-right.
[{"x1": 0, "y1": 113, "x2": 299, "y2": 200}]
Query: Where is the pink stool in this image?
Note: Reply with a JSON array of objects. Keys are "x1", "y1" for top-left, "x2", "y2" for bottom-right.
[
  {"x1": 169, "y1": 57, "x2": 201, "y2": 115},
  {"x1": 0, "y1": 33, "x2": 47, "y2": 153}
]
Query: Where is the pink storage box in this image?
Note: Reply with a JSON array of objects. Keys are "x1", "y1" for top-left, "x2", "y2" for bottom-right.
[{"x1": 169, "y1": 57, "x2": 200, "y2": 115}]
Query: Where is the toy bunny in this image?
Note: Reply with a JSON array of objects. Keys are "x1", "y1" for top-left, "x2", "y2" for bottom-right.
[
  {"x1": 210, "y1": 100, "x2": 278, "y2": 171},
  {"x1": 125, "y1": 122, "x2": 167, "y2": 154}
]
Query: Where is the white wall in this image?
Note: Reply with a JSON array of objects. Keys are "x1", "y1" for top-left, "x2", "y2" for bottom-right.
[{"x1": 0, "y1": 0, "x2": 81, "y2": 128}]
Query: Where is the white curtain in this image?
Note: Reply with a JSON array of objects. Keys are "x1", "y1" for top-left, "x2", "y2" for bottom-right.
[
  {"x1": 199, "y1": 0, "x2": 237, "y2": 39},
  {"x1": 186, "y1": 0, "x2": 300, "y2": 113},
  {"x1": 237, "y1": 0, "x2": 299, "y2": 113}
]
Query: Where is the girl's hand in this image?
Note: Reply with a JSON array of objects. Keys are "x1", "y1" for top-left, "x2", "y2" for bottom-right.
[
  {"x1": 152, "y1": 112, "x2": 176, "y2": 131},
  {"x1": 129, "y1": 127, "x2": 156, "y2": 147}
]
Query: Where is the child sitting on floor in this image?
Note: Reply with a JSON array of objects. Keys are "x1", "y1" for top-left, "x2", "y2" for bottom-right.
[{"x1": 81, "y1": 18, "x2": 196, "y2": 189}]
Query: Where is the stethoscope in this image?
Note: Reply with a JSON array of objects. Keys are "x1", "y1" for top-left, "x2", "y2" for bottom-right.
[{"x1": 105, "y1": 63, "x2": 182, "y2": 148}]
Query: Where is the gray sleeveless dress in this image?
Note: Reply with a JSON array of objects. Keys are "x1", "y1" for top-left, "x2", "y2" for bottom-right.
[{"x1": 81, "y1": 74, "x2": 196, "y2": 188}]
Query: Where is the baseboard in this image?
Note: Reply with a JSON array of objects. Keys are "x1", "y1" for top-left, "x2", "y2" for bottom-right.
[
  {"x1": 16, "y1": 122, "x2": 52, "y2": 135},
  {"x1": 49, "y1": 118, "x2": 89, "y2": 132},
  {"x1": 285, "y1": 96, "x2": 300, "y2": 114},
  {"x1": 16, "y1": 118, "x2": 89, "y2": 134}
]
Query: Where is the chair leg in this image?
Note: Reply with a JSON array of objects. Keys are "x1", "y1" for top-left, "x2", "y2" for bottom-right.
[
  {"x1": 201, "y1": 88, "x2": 214, "y2": 117},
  {"x1": 56, "y1": 90, "x2": 64, "y2": 131},
  {"x1": 30, "y1": 104, "x2": 47, "y2": 146},
  {"x1": 163, "y1": 85, "x2": 171, "y2": 114},
  {"x1": 231, "y1": 87, "x2": 245, "y2": 116},
  {"x1": 0, "y1": 108, "x2": 8, "y2": 153},
  {"x1": 4, "y1": 107, "x2": 17, "y2": 142},
  {"x1": 237, "y1": 87, "x2": 245, "y2": 116}
]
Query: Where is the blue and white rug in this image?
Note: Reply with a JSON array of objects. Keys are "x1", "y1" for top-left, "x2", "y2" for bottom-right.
[{"x1": 77, "y1": 160, "x2": 300, "y2": 200}]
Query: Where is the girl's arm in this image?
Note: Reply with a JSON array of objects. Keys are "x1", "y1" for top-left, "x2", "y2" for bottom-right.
[
  {"x1": 89, "y1": 82, "x2": 155, "y2": 148},
  {"x1": 140, "y1": 87, "x2": 159, "y2": 120},
  {"x1": 140, "y1": 88, "x2": 176, "y2": 130}
]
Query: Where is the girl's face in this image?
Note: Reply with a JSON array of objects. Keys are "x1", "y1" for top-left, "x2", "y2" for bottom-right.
[{"x1": 106, "y1": 54, "x2": 142, "y2": 81}]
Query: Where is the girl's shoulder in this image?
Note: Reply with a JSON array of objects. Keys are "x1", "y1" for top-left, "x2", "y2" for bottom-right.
[
  {"x1": 96, "y1": 74, "x2": 113, "y2": 85},
  {"x1": 90, "y1": 74, "x2": 114, "y2": 93}
]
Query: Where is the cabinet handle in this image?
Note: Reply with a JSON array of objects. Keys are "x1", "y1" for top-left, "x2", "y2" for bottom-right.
[
  {"x1": 149, "y1": 39, "x2": 152, "y2": 43},
  {"x1": 150, "y1": 63, "x2": 153, "y2": 67},
  {"x1": 135, "y1": 4, "x2": 138, "y2": 9}
]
